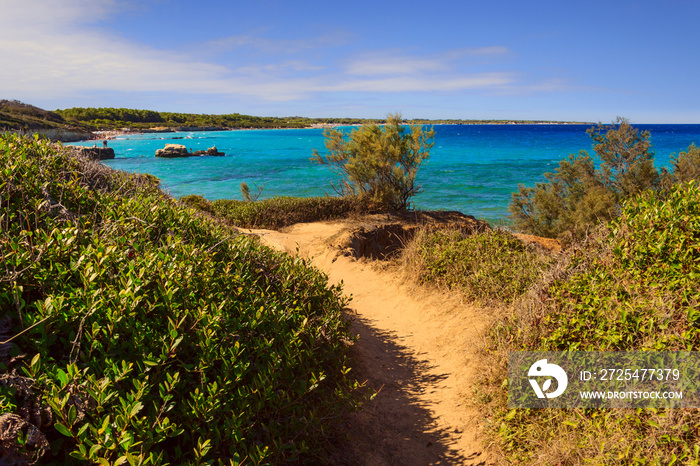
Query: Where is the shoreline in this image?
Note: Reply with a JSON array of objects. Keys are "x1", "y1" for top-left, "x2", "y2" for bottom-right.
[{"x1": 85, "y1": 120, "x2": 596, "y2": 141}]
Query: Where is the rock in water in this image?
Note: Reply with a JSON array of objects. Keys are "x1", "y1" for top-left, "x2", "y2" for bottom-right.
[
  {"x1": 155, "y1": 144, "x2": 189, "y2": 158},
  {"x1": 192, "y1": 146, "x2": 225, "y2": 157}
]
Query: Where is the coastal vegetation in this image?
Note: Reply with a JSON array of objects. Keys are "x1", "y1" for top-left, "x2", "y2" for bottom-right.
[
  {"x1": 478, "y1": 181, "x2": 700, "y2": 464},
  {"x1": 109, "y1": 118, "x2": 700, "y2": 463},
  {"x1": 54, "y1": 106, "x2": 587, "y2": 132},
  {"x1": 509, "y1": 117, "x2": 700, "y2": 243},
  {"x1": 183, "y1": 114, "x2": 437, "y2": 227},
  {"x1": 665, "y1": 142, "x2": 700, "y2": 186},
  {"x1": 54, "y1": 107, "x2": 321, "y2": 130},
  {"x1": 3, "y1": 100, "x2": 588, "y2": 135},
  {"x1": 397, "y1": 119, "x2": 700, "y2": 464},
  {"x1": 312, "y1": 114, "x2": 434, "y2": 212},
  {"x1": 400, "y1": 228, "x2": 555, "y2": 306},
  {"x1": 0, "y1": 133, "x2": 363, "y2": 464},
  {"x1": 401, "y1": 193, "x2": 700, "y2": 464},
  {"x1": 181, "y1": 194, "x2": 364, "y2": 230},
  {"x1": 239, "y1": 182, "x2": 263, "y2": 203},
  {"x1": 4, "y1": 109, "x2": 700, "y2": 464},
  {"x1": 0, "y1": 100, "x2": 90, "y2": 135}
]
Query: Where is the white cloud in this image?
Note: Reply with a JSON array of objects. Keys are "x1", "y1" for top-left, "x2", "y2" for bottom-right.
[
  {"x1": 326, "y1": 73, "x2": 515, "y2": 93},
  {"x1": 465, "y1": 46, "x2": 510, "y2": 56},
  {"x1": 345, "y1": 47, "x2": 510, "y2": 76},
  {"x1": 0, "y1": 0, "x2": 521, "y2": 103},
  {"x1": 0, "y1": 33, "x2": 230, "y2": 95},
  {"x1": 334, "y1": 47, "x2": 515, "y2": 95},
  {"x1": 207, "y1": 33, "x2": 351, "y2": 55},
  {"x1": 346, "y1": 57, "x2": 449, "y2": 76},
  {"x1": 0, "y1": 0, "x2": 121, "y2": 29},
  {"x1": 0, "y1": 0, "x2": 246, "y2": 97}
]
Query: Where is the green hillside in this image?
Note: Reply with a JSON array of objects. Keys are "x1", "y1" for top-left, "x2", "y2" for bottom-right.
[
  {"x1": 54, "y1": 107, "x2": 376, "y2": 131},
  {"x1": 1, "y1": 100, "x2": 589, "y2": 135},
  {"x1": 0, "y1": 133, "x2": 361, "y2": 464},
  {"x1": 0, "y1": 100, "x2": 88, "y2": 132}
]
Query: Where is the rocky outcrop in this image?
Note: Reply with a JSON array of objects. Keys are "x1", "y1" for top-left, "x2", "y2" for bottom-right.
[
  {"x1": 192, "y1": 146, "x2": 225, "y2": 157},
  {"x1": 71, "y1": 146, "x2": 115, "y2": 160},
  {"x1": 155, "y1": 144, "x2": 189, "y2": 158},
  {"x1": 20, "y1": 128, "x2": 94, "y2": 143},
  {"x1": 155, "y1": 144, "x2": 225, "y2": 158}
]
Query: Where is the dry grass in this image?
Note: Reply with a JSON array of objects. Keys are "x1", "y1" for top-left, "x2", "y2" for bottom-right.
[
  {"x1": 478, "y1": 184, "x2": 700, "y2": 464},
  {"x1": 399, "y1": 226, "x2": 556, "y2": 307}
]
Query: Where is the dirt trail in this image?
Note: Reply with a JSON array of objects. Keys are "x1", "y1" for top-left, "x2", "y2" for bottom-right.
[{"x1": 248, "y1": 220, "x2": 493, "y2": 465}]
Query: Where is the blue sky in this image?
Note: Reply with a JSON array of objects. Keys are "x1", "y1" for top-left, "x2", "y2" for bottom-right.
[{"x1": 1, "y1": 0, "x2": 699, "y2": 122}]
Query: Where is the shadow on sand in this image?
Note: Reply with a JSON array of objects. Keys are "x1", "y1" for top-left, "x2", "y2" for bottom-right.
[{"x1": 324, "y1": 312, "x2": 487, "y2": 466}]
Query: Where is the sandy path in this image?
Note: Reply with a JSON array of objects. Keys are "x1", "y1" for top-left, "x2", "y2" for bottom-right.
[{"x1": 249, "y1": 221, "x2": 493, "y2": 465}]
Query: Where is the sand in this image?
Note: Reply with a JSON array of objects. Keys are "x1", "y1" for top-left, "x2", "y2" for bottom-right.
[{"x1": 247, "y1": 220, "x2": 494, "y2": 465}]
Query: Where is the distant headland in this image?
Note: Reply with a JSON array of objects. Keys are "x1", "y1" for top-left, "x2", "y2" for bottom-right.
[{"x1": 1, "y1": 99, "x2": 592, "y2": 142}]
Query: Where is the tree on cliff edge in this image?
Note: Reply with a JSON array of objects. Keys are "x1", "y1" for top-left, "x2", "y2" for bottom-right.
[{"x1": 312, "y1": 113, "x2": 434, "y2": 212}]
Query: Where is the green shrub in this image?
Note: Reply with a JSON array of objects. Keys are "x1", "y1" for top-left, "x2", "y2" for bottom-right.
[
  {"x1": 210, "y1": 196, "x2": 363, "y2": 230},
  {"x1": 402, "y1": 228, "x2": 554, "y2": 306},
  {"x1": 312, "y1": 113, "x2": 434, "y2": 212},
  {"x1": 664, "y1": 142, "x2": 700, "y2": 186},
  {"x1": 483, "y1": 181, "x2": 700, "y2": 464},
  {"x1": 533, "y1": 182, "x2": 700, "y2": 352},
  {"x1": 179, "y1": 194, "x2": 214, "y2": 214},
  {"x1": 0, "y1": 134, "x2": 362, "y2": 464},
  {"x1": 510, "y1": 118, "x2": 660, "y2": 242}
]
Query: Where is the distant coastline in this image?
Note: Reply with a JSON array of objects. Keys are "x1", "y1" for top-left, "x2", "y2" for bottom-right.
[
  {"x1": 83, "y1": 119, "x2": 593, "y2": 142},
  {"x1": 1, "y1": 99, "x2": 595, "y2": 142}
]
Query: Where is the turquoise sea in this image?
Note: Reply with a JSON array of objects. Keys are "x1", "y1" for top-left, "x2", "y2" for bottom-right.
[{"x1": 71, "y1": 124, "x2": 700, "y2": 225}]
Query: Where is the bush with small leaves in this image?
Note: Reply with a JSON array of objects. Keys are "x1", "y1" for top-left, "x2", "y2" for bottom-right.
[
  {"x1": 0, "y1": 133, "x2": 363, "y2": 464},
  {"x1": 484, "y1": 181, "x2": 700, "y2": 464},
  {"x1": 210, "y1": 195, "x2": 364, "y2": 229}
]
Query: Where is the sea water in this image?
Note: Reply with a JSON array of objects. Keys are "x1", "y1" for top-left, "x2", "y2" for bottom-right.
[{"x1": 71, "y1": 124, "x2": 700, "y2": 225}]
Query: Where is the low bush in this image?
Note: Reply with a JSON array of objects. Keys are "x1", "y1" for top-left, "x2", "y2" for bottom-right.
[
  {"x1": 179, "y1": 194, "x2": 215, "y2": 214},
  {"x1": 481, "y1": 181, "x2": 700, "y2": 464},
  {"x1": 209, "y1": 196, "x2": 364, "y2": 230},
  {"x1": 401, "y1": 228, "x2": 555, "y2": 306},
  {"x1": 0, "y1": 134, "x2": 361, "y2": 464}
]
